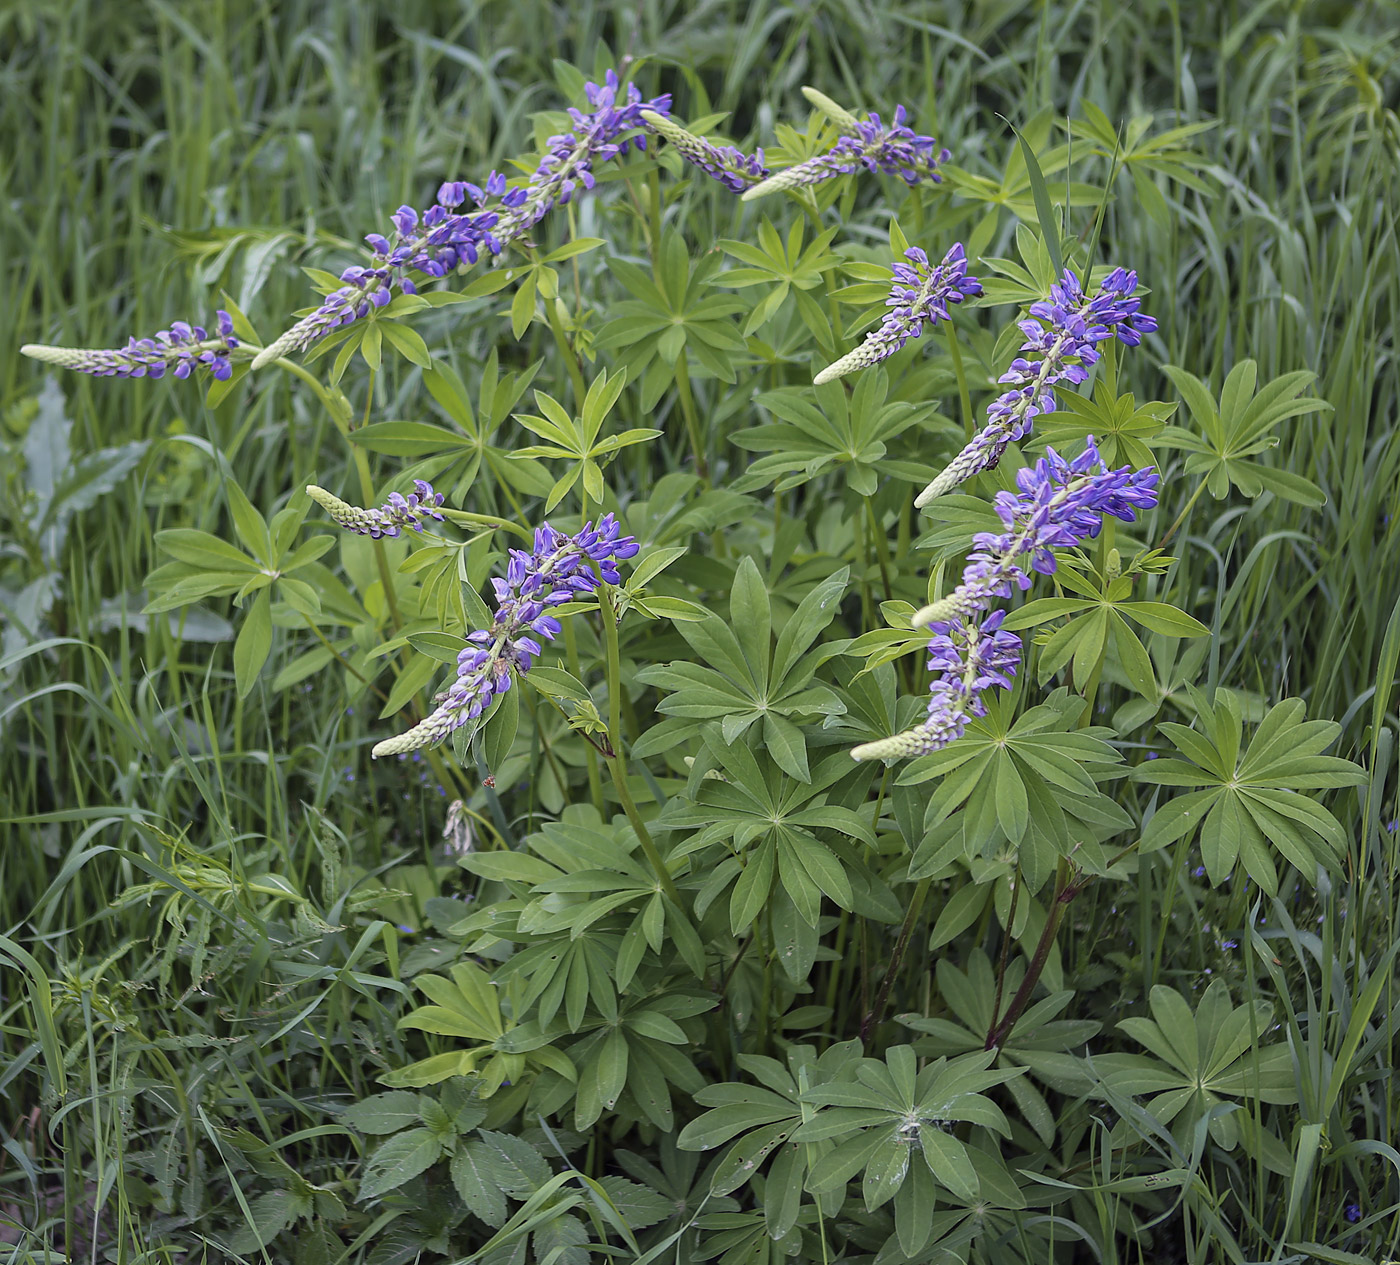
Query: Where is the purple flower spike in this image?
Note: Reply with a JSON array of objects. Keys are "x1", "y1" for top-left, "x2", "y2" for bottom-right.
[
  {"x1": 815, "y1": 243, "x2": 981, "y2": 384},
  {"x1": 372, "y1": 515, "x2": 638, "y2": 757},
  {"x1": 22, "y1": 311, "x2": 241, "y2": 382},
  {"x1": 307, "y1": 480, "x2": 447, "y2": 540},
  {"x1": 253, "y1": 72, "x2": 671, "y2": 368},
  {"x1": 640, "y1": 109, "x2": 770, "y2": 192},
  {"x1": 855, "y1": 440, "x2": 1158, "y2": 762},
  {"x1": 852, "y1": 610, "x2": 1022, "y2": 761},
  {"x1": 913, "y1": 439, "x2": 1158, "y2": 631},
  {"x1": 744, "y1": 101, "x2": 949, "y2": 200},
  {"x1": 916, "y1": 266, "x2": 1155, "y2": 505}
]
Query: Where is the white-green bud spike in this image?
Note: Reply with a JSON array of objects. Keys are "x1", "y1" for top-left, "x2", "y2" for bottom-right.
[{"x1": 801, "y1": 87, "x2": 861, "y2": 133}]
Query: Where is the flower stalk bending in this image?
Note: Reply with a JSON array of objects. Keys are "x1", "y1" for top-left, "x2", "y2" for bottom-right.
[
  {"x1": 639, "y1": 110, "x2": 769, "y2": 193},
  {"x1": 307, "y1": 481, "x2": 446, "y2": 539},
  {"x1": 743, "y1": 103, "x2": 949, "y2": 200},
  {"x1": 252, "y1": 72, "x2": 670, "y2": 368}
]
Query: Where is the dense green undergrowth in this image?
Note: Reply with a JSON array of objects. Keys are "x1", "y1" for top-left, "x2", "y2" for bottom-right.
[{"x1": 3, "y1": 1, "x2": 1399, "y2": 1262}]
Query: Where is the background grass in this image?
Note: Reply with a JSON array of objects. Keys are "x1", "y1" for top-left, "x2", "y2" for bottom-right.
[{"x1": 3, "y1": 0, "x2": 1399, "y2": 1260}]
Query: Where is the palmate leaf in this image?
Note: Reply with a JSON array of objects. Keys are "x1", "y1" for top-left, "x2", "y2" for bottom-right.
[
  {"x1": 1156, "y1": 360, "x2": 1331, "y2": 506},
  {"x1": 1005, "y1": 561, "x2": 1209, "y2": 701},
  {"x1": 1134, "y1": 686, "x2": 1366, "y2": 894},
  {"x1": 899, "y1": 950, "x2": 1101, "y2": 1145},
  {"x1": 634, "y1": 558, "x2": 849, "y2": 781},
  {"x1": 1092, "y1": 978, "x2": 1296, "y2": 1152},
  {"x1": 677, "y1": 1041, "x2": 861, "y2": 1239},
  {"x1": 900, "y1": 691, "x2": 1132, "y2": 891},
  {"x1": 593, "y1": 227, "x2": 748, "y2": 411},
  {"x1": 728, "y1": 374, "x2": 943, "y2": 496},
  {"x1": 660, "y1": 741, "x2": 877, "y2": 933},
  {"x1": 793, "y1": 1046, "x2": 1020, "y2": 1221}
]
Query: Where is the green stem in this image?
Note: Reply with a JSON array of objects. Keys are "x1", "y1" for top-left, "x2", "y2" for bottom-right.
[
  {"x1": 864, "y1": 494, "x2": 895, "y2": 603},
  {"x1": 562, "y1": 617, "x2": 605, "y2": 815},
  {"x1": 672, "y1": 356, "x2": 711, "y2": 485},
  {"x1": 860, "y1": 877, "x2": 931, "y2": 1045},
  {"x1": 599, "y1": 586, "x2": 682, "y2": 907},
  {"x1": 945, "y1": 322, "x2": 975, "y2": 440},
  {"x1": 1157, "y1": 478, "x2": 1208, "y2": 550}
]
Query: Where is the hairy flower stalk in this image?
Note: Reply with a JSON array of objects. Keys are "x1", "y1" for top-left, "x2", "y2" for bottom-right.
[
  {"x1": 253, "y1": 72, "x2": 670, "y2": 368},
  {"x1": 914, "y1": 267, "x2": 1156, "y2": 506},
  {"x1": 855, "y1": 441, "x2": 1158, "y2": 761},
  {"x1": 814, "y1": 243, "x2": 981, "y2": 384},
  {"x1": 21, "y1": 311, "x2": 239, "y2": 381},
  {"x1": 743, "y1": 103, "x2": 949, "y2": 200},
  {"x1": 371, "y1": 516, "x2": 639, "y2": 758},
  {"x1": 307, "y1": 481, "x2": 446, "y2": 539},
  {"x1": 640, "y1": 109, "x2": 769, "y2": 192}
]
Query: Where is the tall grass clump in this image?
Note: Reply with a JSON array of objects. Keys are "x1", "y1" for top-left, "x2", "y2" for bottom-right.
[{"x1": 3, "y1": 1, "x2": 1398, "y2": 1261}]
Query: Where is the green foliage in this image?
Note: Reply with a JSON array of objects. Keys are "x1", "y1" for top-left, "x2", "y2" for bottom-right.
[{"x1": 5, "y1": 4, "x2": 1399, "y2": 1265}]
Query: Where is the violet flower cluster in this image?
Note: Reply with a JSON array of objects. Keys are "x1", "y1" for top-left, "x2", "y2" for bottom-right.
[
  {"x1": 640, "y1": 109, "x2": 770, "y2": 193},
  {"x1": 853, "y1": 440, "x2": 1159, "y2": 762},
  {"x1": 372, "y1": 516, "x2": 638, "y2": 758},
  {"x1": 814, "y1": 243, "x2": 982, "y2": 384},
  {"x1": 251, "y1": 72, "x2": 670, "y2": 368},
  {"x1": 22, "y1": 311, "x2": 239, "y2": 381},
  {"x1": 915, "y1": 267, "x2": 1156, "y2": 506},
  {"x1": 306, "y1": 480, "x2": 446, "y2": 539},
  {"x1": 744, "y1": 103, "x2": 949, "y2": 201}
]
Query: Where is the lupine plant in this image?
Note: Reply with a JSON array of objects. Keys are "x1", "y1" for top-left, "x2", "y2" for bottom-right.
[{"x1": 11, "y1": 47, "x2": 1390, "y2": 1265}]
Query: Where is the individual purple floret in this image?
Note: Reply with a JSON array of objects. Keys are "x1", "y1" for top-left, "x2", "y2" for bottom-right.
[
  {"x1": 306, "y1": 480, "x2": 446, "y2": 539},
  {"x1": 814, "y1": 243, "x2": 982, "y2": 384},
  {"x1": 915, "y1": 267, "x2": 1157, "y2": 505},
  {"x1": 372, "y1": 514, "x2": 639, "y2": 757},
  {"x1": 253, "y1": 73, "x2": 670, "y2": 368},
  {"x1": 744, "y1": 103, "x2": 949, "y2": 200},
  {"x1": 21, "y1": 311, "x2": 239, "y2": 381},
  {"x1": 856, "y1": 440, "x2": 1158, "y2": 761},
  {"x1": 640, "y1": 109, "x2": 770, "y2": 192}
]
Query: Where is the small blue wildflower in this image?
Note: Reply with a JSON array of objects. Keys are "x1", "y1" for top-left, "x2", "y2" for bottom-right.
[
  {"x1": 1345, "y1": 1203, "x2": 1361, "y2": 1223},
  {"x1": 22, "y1": 311, "x2": 239, "y2": 381},
  {"x1": 815, "y1": 243, "x2": 982, "y2": 384},
  {"x1": 916, "y1": 267, "x2": 1157, "y2": 504},
  {"x1": 306, "y1": 480, "x2": 446, "y2": 539},
  {"x1": 372, "y1": 515, "x2": 639, "y2": 757}
]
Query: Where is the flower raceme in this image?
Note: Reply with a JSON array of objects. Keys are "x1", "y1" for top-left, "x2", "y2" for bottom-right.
[
  {"x1": 914, "y1": 267, "x2": 1157, "y2": 506},
  {"x1": 21, "y1": 311, "x2": 239, "y2": 381},
  {"x1": 744, "y1": 102, "x2": 949, "y2": 200},
  {"x1": 307, "y1": 481, "x2": 446, "y2": 539},
  {"x1": 370, "y1": 516, "x2": 639, "y2": 758},
  {"x1": 250, "y1": 72, "x2": 669, "y2": 368},
  {"x1": 853, "y1": 441, "x2": 1159, "y2": 762},
  {"x1": 640, "y1": 110, "x2": 770, "y2": 193},
  {"x1": 814, "y1": 244, "x2": 982, "y2": 385}
]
